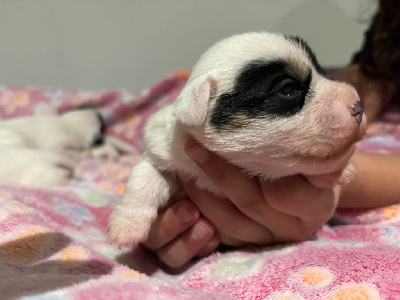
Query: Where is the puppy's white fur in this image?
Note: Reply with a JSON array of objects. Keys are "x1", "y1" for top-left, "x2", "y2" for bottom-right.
[
  {"x1": 0, "y1": 109, "x2": 135, "y2": 187},
  {"x1": 0, "y1": 146, "x2": 76, "y2": 187},
  {"x1": 0, "y1": 110, "x2": 103, "y2": 151},
  {"x1": 0, "y1": 110, "x2": 103, "y2": 187},
  {"x1": 108, "y1": 32, "x2": 367, "y2": 246}
]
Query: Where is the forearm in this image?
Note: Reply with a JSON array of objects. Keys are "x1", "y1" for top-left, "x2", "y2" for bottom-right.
[{"x1": 339, "y1": 152, "x2": 400, "y2": 208}]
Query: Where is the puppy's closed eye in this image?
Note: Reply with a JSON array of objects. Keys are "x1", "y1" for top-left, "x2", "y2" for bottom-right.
[{"x1": 274, "y1": 77, "x2": 302, "y2": 99}]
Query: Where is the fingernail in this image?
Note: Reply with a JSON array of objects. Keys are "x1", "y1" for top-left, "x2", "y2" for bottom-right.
[
  {"x1": 205, "y1": 235, "x2": 220, "y2": 249},
  {"x1": 191, "y1": 221, "x2": 210, "y2": 240},
  {"x1": 185, "y1": 139, "x2": 209, "y2": 164},
  {"x1": 176, "y1": 204, "x2": 196, "y2": 223}
]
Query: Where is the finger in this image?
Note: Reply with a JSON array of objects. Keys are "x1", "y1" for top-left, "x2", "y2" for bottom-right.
[
  {"x1": 142, "y1": 199, "x2": 200, "y2": 250},
  {"x1": 184, "y1": 138, "x2": 300, "y2": 241},
  {"x1": 262, "y1": 177, "x2": 339, "y2": 229},
  {"x1": 217, "y1": 231, "x2": 247, "y2": 247},
  {"x1": 184, "y1": 138, "x2": 264, "y2": 210},
  {"x1": 157, "y1": 217, "x2": 215, "y2": 268},
  {"x1": 196, "y1": 233, "x2": 220, "y2": 257},
  {"x1": 178, "y1": 173, "x2": 275, "y2": 245}
]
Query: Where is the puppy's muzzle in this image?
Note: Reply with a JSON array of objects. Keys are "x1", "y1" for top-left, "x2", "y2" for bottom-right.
[{"x1": 350, "y1": 101, "x2": 364, "y2": 125}]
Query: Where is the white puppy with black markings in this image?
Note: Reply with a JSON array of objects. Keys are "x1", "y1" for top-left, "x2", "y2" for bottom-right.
[{"x1": 108, "y1": 32, "x2": 367, "y2": 247}]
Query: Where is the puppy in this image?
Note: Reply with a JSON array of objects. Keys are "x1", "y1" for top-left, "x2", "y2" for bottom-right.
[
  {"x1": 0, "y1": 109, "x2": 106, "y2": 152},
  {"x1": 108, "y1": 32, "x2": 367, "y2": 247},
  {"x1": 0, "y1": 109, "x2": 107, "y2": 187}
]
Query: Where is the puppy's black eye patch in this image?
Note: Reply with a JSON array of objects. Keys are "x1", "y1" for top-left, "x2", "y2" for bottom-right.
[
  {"x1": 210, "y1": 60, "x2": 311, "y2": 130},
  {"x1": 267, "y1": 76, "x2": 307, "y2": 116},
  {"x1": 274, "y1": 78, "x2": 302, "y2": 98}
]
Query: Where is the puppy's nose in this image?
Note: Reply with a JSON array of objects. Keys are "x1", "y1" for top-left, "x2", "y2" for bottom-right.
[{"x1": 349, "y1": 101, "x2": 364, "y2": 125}]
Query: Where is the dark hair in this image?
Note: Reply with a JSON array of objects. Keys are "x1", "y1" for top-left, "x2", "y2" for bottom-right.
[{"x1": 353, "y1": 0, "x2": 400, "y2": 90}]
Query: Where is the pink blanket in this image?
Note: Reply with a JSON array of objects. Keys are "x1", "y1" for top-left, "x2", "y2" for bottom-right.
[{"x1": 1, "y1": 71, "x2": 400, "y2": 299}]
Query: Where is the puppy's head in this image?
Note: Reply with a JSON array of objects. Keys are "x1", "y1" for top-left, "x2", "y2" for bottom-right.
[
  {"x1": 173, "y1": 32, "x2": 367, "y2": 178},
  {"x1": 61, "y1": 109, "x2": 106, "y2": 149}
]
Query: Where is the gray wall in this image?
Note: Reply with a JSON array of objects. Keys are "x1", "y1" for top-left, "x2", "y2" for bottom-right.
[{"x1": 0, "y1": 0, "x2": 377, "y2": 91}]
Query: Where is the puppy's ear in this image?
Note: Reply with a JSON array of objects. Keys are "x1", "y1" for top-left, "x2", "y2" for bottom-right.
[{"x1": 172, "y1": 75, "x2": 216, "y2": 126}]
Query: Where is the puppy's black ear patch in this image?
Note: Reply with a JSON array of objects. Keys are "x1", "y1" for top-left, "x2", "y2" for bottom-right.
[
  {"x1": 97, "y1": 113, "x2": 106, "y2": 134},
  {"x1": 210, "y1": 59, "x2": 311, "y2": 130},
  {"x1": 88, "y1": 113, "x2": 106, "y2": 146},
  {"x1": 285, "y1": 35, "x2": 326, "y2": 77},
  {"x1": 92, "y1": 132, "x2": 104, "y2": 146}
]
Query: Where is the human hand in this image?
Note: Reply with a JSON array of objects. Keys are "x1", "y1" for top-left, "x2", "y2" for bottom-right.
[
  {"x1": 141, "y1": 198, "x2": 219, "y2": 268},
  {"x1": 142, "y1": 138, "x2": 340, "y2": 267},
  {"x1": 179, "y1": 138, "x2": 341, "y2": 246}
]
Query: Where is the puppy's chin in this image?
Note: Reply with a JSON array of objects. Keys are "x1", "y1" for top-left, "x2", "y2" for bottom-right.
[
  {"x1": 296, "y1": 125, "x2": 363, "y2": 162},
  {"x1": 294, "y1": 143, "x2": 357, "y2": 176},
  {"x1": 221, "y1": 141, "x2": 356, "y2": 180},
  {"x1": 273, "y1": 120, "x2": 365, "y2": 177}
]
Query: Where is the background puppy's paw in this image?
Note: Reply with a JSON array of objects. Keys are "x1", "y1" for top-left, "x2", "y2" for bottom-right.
[
  {"x1": 89, "y1": 143, "x2": 120, "y2": 161},
  {"x1": 0, "y1": 147, "x2": 78, "y2": 188},
  {"x1": 89, "y1": 136, "x2": 137, "y2": 161},
  {"x1": 40, "y1": 153, "x2": 78, "y2": 186},
  {"x1": 36, "y1": 166, "x2": 73, "y2": 187},
  {"x1": 22, "y1": 154, "x2": 77, "y2": 187}
]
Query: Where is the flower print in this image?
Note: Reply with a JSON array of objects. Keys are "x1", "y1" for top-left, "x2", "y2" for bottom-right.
[
  {"x1": 326, "y1": 283, "x2": 380, "y2": 300},
  {"x1": 299, "y1": 267, "x2": 333, "y2": 287},
  {"x1": 0, "y1": 227, "x2": 52, "y2": 264},
  {"x1": 51, "y1": 197, "x2": 93, "y2": 226},
  {"x1": 71, "y1": 93, "x2": 102, "y2": 108},
  {"x1": 113, "y1": 114, "x2": 141, "y2": 140},
  {"x1": 382, "y1": 206, "x2": 400, "y2": 221},
  {"x1": 0, "y1": 90, "x2": 30, "y2": 114},
  {"x1": 69, "y1": 206, "x2": 93, "y2": 226},
  {"x1": 59, "y1": 246, "x2": 88, "y2": 261}
]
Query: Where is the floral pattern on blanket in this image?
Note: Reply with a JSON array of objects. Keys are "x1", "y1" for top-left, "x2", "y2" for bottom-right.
[{"x1": 0, "y1": 71, "x2": 399, "y2": 299}]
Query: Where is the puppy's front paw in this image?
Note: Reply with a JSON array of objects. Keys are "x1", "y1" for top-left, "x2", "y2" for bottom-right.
[
  {"x1": 0, "y1": 147, "x2": 77, "y2": 187},
  {"x1": 108, "y1": 206, "x2": 155, "y2": 247},
  {"x1": 107, "y1": 158, "x2": 177, "y2": 247}
]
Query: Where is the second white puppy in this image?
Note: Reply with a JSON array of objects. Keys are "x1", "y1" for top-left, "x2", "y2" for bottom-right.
[
  {"x1": 109, "y1": 32, "x2": 367, "y2": 246},
  {"x1": 0, "y1": 109, "x2": 105, "y2": 187}
]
